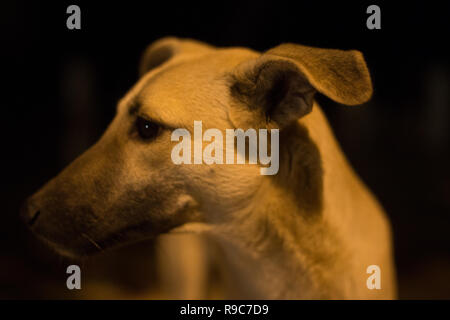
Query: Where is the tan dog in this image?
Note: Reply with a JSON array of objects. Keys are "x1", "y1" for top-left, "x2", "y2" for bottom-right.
[{"x1": 22, "y1": 37, "x2": 396, "y2": 299}]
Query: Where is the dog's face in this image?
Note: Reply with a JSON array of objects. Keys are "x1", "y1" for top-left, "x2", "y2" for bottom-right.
[{"x1": 21, "y1": 37, "x2": 372, "y2": 257}]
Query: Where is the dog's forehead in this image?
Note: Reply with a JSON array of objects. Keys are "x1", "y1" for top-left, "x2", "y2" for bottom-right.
[{"x1": 130, "y1": 48, "x2": 259, "y2": 129}]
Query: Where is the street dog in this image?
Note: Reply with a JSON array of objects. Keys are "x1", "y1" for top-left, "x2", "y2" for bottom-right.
[{"x1": 21, "y1": 37, "x2": 396, "y2": 299}]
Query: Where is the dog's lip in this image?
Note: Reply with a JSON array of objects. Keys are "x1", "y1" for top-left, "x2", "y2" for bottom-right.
[{"x1": 30, "y1": 229, "x2": 103, "y2": 259}]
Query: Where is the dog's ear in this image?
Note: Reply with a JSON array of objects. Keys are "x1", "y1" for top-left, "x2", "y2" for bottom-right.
[
  {"x1": 229, "y1": 43, "x2": 372, "y2": 128},
  {"x1": 139, "y1": 37, "x2": 214, "y2": 76}
]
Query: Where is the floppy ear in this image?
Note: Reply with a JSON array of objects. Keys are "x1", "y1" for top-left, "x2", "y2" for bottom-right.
[
  {"x1": 139, "y1": 37, "x2": 214, "y2": 76},
  {"x1": 229, "y1": 43, "x2": 372, "y2": 128}
]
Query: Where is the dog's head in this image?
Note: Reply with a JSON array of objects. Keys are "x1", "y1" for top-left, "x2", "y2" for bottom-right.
[{"x1": 21, "y1": 37, "x2": 372, "y2": 257}]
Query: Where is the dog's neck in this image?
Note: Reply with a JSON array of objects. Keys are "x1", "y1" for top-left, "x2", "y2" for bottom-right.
[
  {"x1": 208, "y1": 177, "x2": 339, "y2": 299},
  {"x1": 205, "y1": 119, "x2": 347, "y2": 299}
]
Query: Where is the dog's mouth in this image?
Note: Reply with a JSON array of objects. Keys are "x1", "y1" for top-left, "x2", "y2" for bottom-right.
[
  {"x1": 24, "y1": 189, "x2": 198, "y2": 259},
  {"x1": 30, "y1": 230, "x2": 104, "y2": 259},
  {"x1": 30, "y1": 216, "x2": 182, "y2": 259}
]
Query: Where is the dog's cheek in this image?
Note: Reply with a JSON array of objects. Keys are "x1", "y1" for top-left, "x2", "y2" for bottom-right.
[
  {"x1": 95, "y1": 172, "x2": 196, "y2": 246},
  {"x1": 171, "y1": 163, "x2": 261, "y2": 222}
]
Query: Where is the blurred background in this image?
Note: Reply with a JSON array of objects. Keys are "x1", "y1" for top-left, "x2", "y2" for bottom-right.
[{"x1": 1, "y1": 0, "x2": 449, "y2": 299}]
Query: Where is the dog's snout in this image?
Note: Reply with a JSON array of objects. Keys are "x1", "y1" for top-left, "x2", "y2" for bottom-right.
[{"x1": 20, "y1": 199, "x2": 41, "y2": 227}]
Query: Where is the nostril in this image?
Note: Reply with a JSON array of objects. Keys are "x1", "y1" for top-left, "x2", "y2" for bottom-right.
[
  {"x1": 20, "y1": 199, "x2": 41, "y2": 227},
  {"x1": 28, "y1": 210, "x2": 41, "y2": 226}
]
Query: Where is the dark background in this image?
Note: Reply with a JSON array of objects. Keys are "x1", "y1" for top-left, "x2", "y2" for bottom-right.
[{"x1": 1, "y1": 0, "x2": 449, "y2": 298}]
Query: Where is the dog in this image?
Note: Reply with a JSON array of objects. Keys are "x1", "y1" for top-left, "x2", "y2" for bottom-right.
[{"x1": 21, "y1": 37, "x2": 396, "y2": 299}]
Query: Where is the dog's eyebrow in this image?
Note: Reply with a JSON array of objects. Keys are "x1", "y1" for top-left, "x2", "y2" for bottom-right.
[
  {"x1": 128, "y1": 100, "x2": 141, "y2": 116},
  {"x1": 126, "y1": 98, "x2": 175, "y2": 130},
  {"x1": 127, "y1": 99, "x2": 158, "y2": 122}
]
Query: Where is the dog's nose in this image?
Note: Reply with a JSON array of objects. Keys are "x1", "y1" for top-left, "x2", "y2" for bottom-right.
[{"x1": 20, "y1": 199, "x2": 41, "y2": 227}]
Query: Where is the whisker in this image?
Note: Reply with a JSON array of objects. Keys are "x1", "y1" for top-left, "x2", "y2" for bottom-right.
[{"x1": 82, "y1": 233, "x2": 103, "y2": 251}]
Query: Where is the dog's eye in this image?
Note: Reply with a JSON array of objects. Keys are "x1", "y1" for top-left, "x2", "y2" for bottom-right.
[{"x1": 136, "y1": 117, "x2": 160, "y2": 140}]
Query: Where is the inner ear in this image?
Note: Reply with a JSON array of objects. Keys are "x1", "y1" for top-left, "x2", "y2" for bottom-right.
[
  {"x1": 265, "y1": 69, "x2": 294, "y2": 120},
  {"x1": 230, "y1": 60, "x2": 316, "y2": 128},
  {"x1": 262, "y1": 66, "x2": 314, "y2": 123}
]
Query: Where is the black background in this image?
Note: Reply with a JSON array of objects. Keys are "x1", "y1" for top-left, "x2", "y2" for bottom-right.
[{"x1": 1, "y1": 0, "x2": 450, "y2": 298}]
